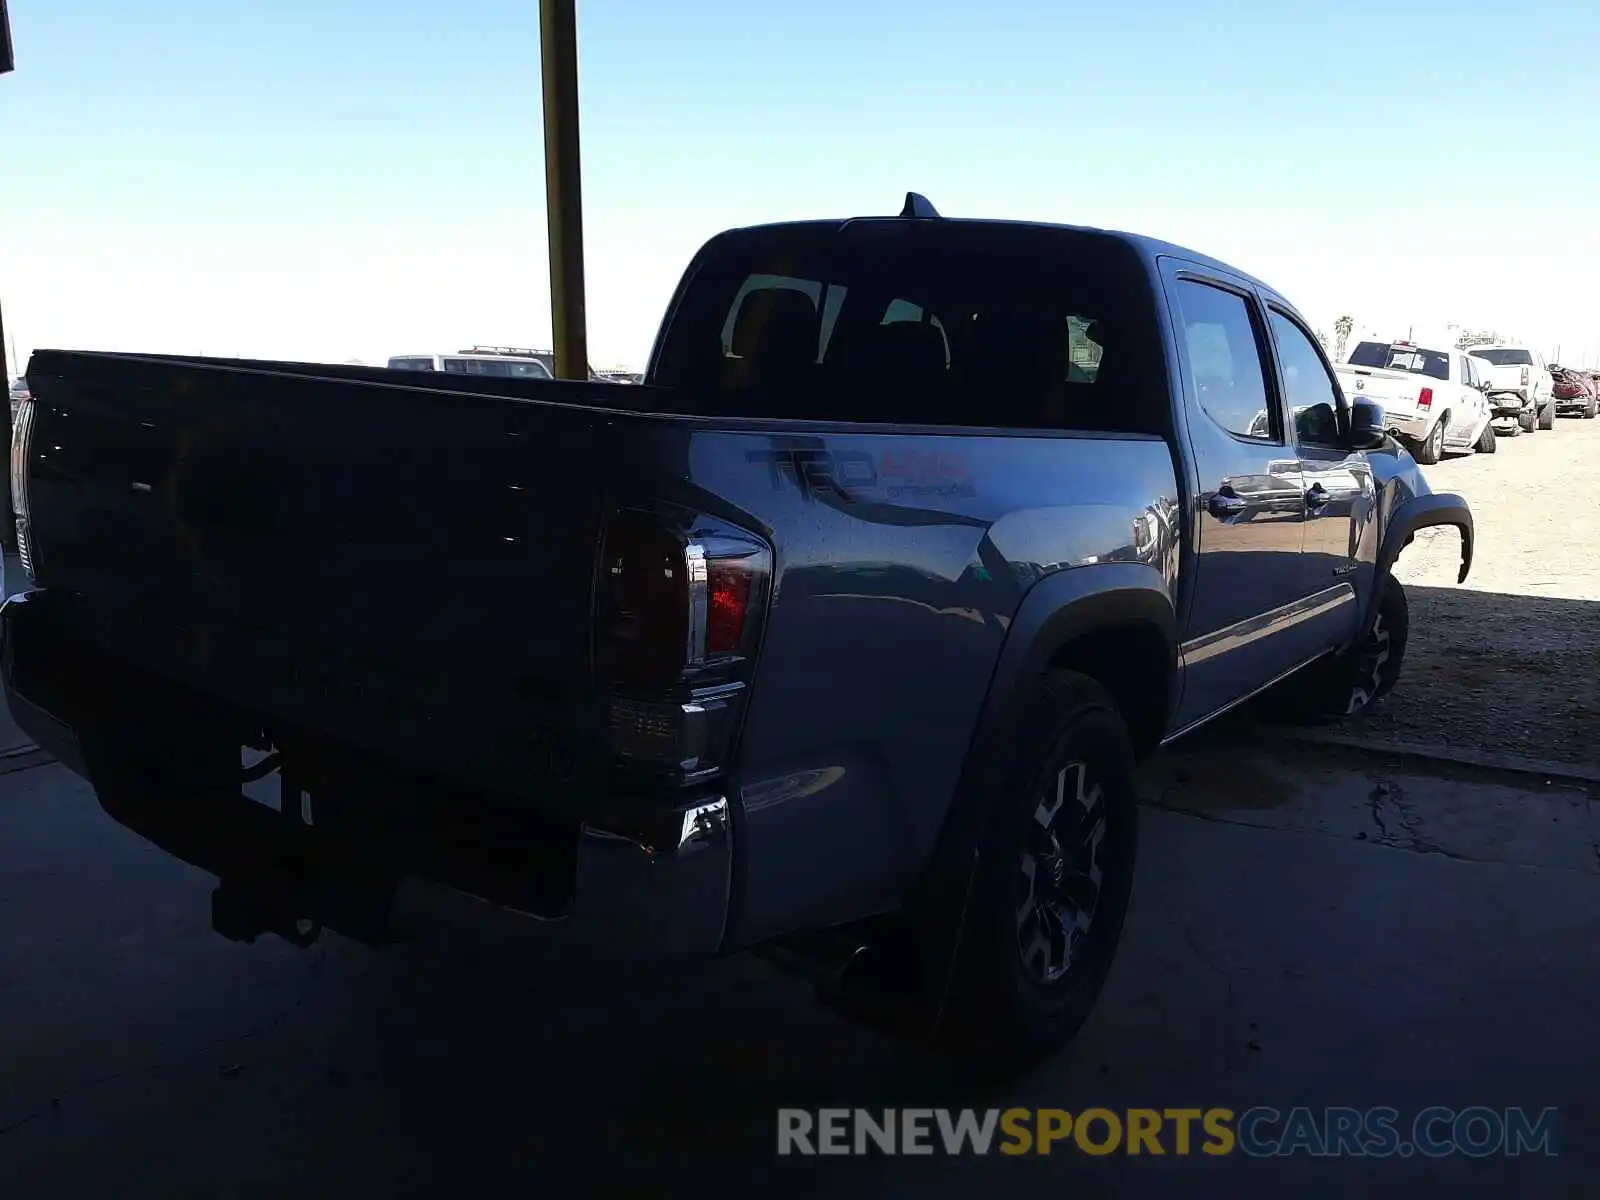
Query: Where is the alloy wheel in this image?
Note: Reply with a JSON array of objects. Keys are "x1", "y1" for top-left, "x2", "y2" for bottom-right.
[
  {"x1": 1346, "y1": 609, "x2": 1392, "y2": 714},
  {"x1": 1016, "y1": 761, "x2": 1107, "y2": 984}
]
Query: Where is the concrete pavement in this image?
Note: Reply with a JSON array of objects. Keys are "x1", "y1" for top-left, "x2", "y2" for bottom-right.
[{"x1": 0, "y1": 721, "x2": 1594, "y2": 1197}]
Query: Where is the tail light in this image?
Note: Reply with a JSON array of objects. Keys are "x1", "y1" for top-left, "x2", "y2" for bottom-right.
[
  {"x1": 595, "y1": 508, "x2": 772, "y2": 788},
  {"x1": 1521, "y1": 367, "x2": 1530, "y2": 387},
  {"x1": 9, "y1": 394, "x2": 37, "y2": 582},
  {"x1": 1417, "y1": 387, "x2": 1433, "y2": 410}
]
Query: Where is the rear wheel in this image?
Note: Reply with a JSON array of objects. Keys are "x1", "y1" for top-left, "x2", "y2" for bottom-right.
[
  {"x1": 938, "y1": 672, "x2": 1138, "y2": 1077},
  {"x1": 1475, "y1": 421, "x2": 1497, "y2": 454},
  {"x1": 1539, "y1": 396, "x2": 1556, "y2": 430},
  {"x1": 1414, "y1": 416, "x2": 1445, "y2": 464},
  {"x1": 1519, "y1": 405, "x2": 1537, "y2": 433},
  {"x1": 1584, "y1": 396, "x2": 1597, "y2": 419}
]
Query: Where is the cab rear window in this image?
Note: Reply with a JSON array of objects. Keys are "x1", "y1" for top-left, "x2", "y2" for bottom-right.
[
  {"x1": 1469, "y1": 348, "x2": 1532, "y2": 367},
  {"x1": 1348, "y1": 341, "x2": 1450, "y2": 380},
  {"x1": 652, "y1": 222, "x2": 1167, "y2": 434}
]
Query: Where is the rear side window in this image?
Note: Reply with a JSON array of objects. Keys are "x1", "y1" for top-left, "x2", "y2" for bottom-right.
[
  {"x1": 443, "y1": 358, "x2": 520, "y2": 378},
  {"x1": 1173, "y1": 280, "x2": 1275, "y2": 441},
  {"x1": 652, "y1": 224, "x2": 1166, "y2": 433},
  {"x1": 388, "y1": 357, "x2": 437, "y2": 371}
]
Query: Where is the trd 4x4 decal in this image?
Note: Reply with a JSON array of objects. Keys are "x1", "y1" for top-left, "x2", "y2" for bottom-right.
[{"x1": 747, "y1": 447, "x2": 975, "y2": 502}]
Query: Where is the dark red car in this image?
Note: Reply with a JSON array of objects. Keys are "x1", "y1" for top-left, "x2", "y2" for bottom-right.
[{"x1": 1548, "y1": 365, "x2": 1598, "y2": 418}]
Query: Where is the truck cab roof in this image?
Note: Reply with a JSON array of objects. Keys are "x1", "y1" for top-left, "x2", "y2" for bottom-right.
[{"x1": 718, "y1": 214, "x2": 1282, "y2": 304}]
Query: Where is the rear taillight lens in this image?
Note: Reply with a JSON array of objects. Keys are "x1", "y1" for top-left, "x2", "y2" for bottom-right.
[
  {"x1": 596, "y1": 509, "x2": 772, "y2": 787},
  {"x1": 1417, "y1": 387, "x2": 1433, "y2": 410},
  {"x1": 707, "y1": 560, "x2": 754, "y2": 655},
  {"x1": 9, "y1": 395, "x2": 36, "y2": 582},
  {"x1": 1521, "y1": 367, "x2": 1530, "y2": 387}
]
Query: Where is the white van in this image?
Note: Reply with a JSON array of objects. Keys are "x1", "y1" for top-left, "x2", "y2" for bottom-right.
[{"x1": 386, "y1": 346, "x2": 554, "y2": 381}]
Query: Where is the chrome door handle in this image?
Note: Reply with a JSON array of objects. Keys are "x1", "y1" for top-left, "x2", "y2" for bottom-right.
[
  {"x1": 1208, "y1": 491, "x2": 1247, "y2": 518},
  {"x1": 1304, "y1": 484, "x2": 1331, "y2": 511}
]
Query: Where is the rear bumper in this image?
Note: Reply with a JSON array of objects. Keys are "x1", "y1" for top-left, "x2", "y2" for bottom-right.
[
  {"x1": 1385, "y1": 412, "x2": 1432, "y2": 440},
  {"x1": 1486, "y1": 392, "x2": 1530, "y2": 418},
  {"x1": 0, "y1": 589, "x2": 733, "y2": 959}
]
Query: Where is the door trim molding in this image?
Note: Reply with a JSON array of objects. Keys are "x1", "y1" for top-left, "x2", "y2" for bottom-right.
[{"x1": 1179, "y1": 583, "x2": 1355, "y2": 669}]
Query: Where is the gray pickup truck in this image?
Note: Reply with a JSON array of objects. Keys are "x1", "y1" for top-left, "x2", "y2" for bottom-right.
[{"x1": 3, "y1": 195, "x2": 1473, "y2": 1072}]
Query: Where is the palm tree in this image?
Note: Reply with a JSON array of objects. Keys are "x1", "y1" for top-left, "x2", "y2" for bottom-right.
[{"x1": 1333, "y1": 314, "x2": 1354, "y2": 365}]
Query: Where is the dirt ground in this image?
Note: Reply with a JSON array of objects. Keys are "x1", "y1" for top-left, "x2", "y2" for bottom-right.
[{"x1": 1347, "y1": 413, "x2": 1600, "y2": 766}]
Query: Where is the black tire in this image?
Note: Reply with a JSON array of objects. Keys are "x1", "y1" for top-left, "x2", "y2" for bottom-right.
[
  {"x1": 1475, "y1": 421, "x2": 1497, "y2": 454},
  {"x1": 1259, "y1": 575, "x2": 1410, "y2": 723},
  {"x1": 1584, "y1": 397, "x2": 1597, "y2": 419},
  {"x1": 1519, "y1": 406, "x2": 1537, "y2": 433},
  {"x1": 938, "y1": 671, "x2": 1138, "y2": 1076},
  {"x1": 1539, "y1": 397, "x2": 1556, "y2": 430},
  {"x1": 1414, "y1": 417, "x2": 1445, "y2": 464},
  {"x1": 1342, "y1": 575, "x2": 1410, "y2": 714}
]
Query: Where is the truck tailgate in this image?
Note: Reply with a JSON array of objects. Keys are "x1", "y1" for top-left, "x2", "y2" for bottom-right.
[
  {"x1": 19, "y1": 351, "x2": 645, "y2": 804},
  {"x1": 1480, "y1": 365, "x2": 1524, "y2": 393},
  {"x1": 1337, "y1": 364, "x2": 1421, "y2": 414}
]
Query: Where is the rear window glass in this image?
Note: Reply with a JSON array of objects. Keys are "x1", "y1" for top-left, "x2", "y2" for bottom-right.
[
  {"x1": 652, "y1": 223, "x2": 1166, "y2": 433},
  {"x1": 442, "y1": 358, "x2": 551, "y2": 379},
  {"x1": 443, "y1": 358, "x2": 500, "y2": 376},
  {"x1": 394, "y1": 356, "x2": 549, "y2": 379},
  {"x1": 1469, "y1": 348, "x2": 1532, "y2": 366},
  {"x1": 1348, "y1": 341, "x2": 1450, "y2": 381}
]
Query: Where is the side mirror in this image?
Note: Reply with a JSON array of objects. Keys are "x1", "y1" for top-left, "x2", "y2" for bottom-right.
[
  {"x1": 1294, "y1": 401, "x2": 1340, "y2": 445},
  {"x1": 1344, "y1": 397, "x2": 1389, "y2": 450}
]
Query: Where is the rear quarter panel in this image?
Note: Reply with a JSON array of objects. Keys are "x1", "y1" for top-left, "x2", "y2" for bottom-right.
[{"x1": 680, "y1": 425, "x2": 1180, "y2": 946}]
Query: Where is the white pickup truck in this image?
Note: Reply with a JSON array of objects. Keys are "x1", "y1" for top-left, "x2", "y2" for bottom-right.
[
  {"x1": 1335, "y1": 340, "x2": 1495, "y2": 463},
  {"x1": 1465, "y1": 344, "x2": 1556, "y2": 432}
]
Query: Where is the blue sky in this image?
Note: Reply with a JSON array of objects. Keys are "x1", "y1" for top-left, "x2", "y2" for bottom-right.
[{"x1": 3, "y1": 0, "x2": 1598, "y2": 371}]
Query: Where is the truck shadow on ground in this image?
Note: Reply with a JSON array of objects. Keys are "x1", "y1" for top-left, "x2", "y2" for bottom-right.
[{"x1": 1243, "y1": 584, "x2": 1600, "y2": 771}]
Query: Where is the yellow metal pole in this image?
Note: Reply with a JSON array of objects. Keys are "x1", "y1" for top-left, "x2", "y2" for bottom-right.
[{"x1": 540, "y1": 0, "x2": 588, "y2": 381}]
